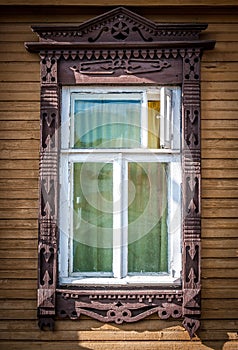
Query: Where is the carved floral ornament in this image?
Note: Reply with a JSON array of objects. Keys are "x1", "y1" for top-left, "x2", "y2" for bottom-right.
[{"x1": 25, "y1": 7, "x2": 215, "y2": 338}]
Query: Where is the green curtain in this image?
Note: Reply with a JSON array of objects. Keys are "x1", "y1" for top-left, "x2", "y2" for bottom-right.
[
  {"x1": 74, "y1": 97, "x2": 141, "y2": 148},
  {"x1": 128, "y1": 162, "x2": 168, "y2": 273},
  {"x1": 72, "y1": 96, "x2": 168, "y2": 275},
  {"x1": 73, "y1": 162, "x2": 113, "y2": 273}
]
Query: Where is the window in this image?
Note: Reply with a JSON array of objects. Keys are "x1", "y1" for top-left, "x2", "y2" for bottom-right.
[
  {"x1": 25, "y1": 6, "x2": 215, "y2": 337},
  {"x1": 59, "y1": 86, "x2": 182, "y2": 285}
]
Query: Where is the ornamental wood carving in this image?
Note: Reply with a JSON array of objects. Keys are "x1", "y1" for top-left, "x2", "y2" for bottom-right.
[{"x1": 25, "y1": 7, "x2": 215, "y2": 338}]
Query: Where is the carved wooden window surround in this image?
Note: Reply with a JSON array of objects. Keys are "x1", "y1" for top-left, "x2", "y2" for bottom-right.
[{"x1": 25, "y1": 7, "x2": 215, "y2": 338}]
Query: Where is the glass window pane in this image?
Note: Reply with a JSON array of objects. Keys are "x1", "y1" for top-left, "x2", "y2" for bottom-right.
[
  {"x1": 128, "y1": 162, "x2": 168, "y2": 273},
  {"x1": 73, "y1": 162, "x2": 113, "y2": 273},
  {"x1": 148, "y1": 100, "x2": 160, "y2": 149},
  {"x1": 73, "y1": 95, "x2": 141, "y2": 148}
]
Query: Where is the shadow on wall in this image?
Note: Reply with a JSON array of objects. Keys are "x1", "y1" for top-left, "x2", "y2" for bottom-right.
[
  {"x1": 73, "y1": 318, "x2": 238, "y2": 350},
  {"x1": 202, "y1": 333, "x2": 238, "y2": 350}
]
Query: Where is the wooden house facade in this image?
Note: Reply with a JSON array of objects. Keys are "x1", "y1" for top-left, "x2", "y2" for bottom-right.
[{"x1": 0, "y1": 1, "x2": 237, "y2": 349}]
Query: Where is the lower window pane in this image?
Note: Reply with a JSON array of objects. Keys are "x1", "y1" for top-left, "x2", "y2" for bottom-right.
[
  {"x1": 128, "y1": 162, "x2": 168, "y2": 273},
  {"x1": 73, "y1": 162, "x2": 113, "y2": 273}
]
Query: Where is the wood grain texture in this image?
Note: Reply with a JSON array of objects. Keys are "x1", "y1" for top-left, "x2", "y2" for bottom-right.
[
  {"x1": 0, "y1": 4, "x2": 237, "y2": 350},
  {"x1": 0, "y1": 0, "x2": 238, "y2": 5}
]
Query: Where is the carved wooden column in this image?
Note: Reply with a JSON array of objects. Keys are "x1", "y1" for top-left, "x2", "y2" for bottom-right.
[
  {"x1": 38, "y1": 52, "x2": 60, "y2": 329},
  {"x1": 182, "y1": 48, "x2": 202, "y2": 338}
]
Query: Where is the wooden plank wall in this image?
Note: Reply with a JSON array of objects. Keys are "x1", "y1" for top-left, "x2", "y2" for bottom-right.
[{"x1": 0, "y1": 5, "x2": 237, "y2": 350}]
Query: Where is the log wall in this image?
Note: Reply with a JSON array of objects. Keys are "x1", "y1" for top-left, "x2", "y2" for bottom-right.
[{"x1": 0, "y1": 4, "x2": 237, "y2": 350}]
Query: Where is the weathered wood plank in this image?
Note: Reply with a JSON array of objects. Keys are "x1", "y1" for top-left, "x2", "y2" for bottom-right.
[
  {"x1": 0, "y1": 300, "x2": 36, "y2": 310},
  {"x1": 202, "y1": 309, "x2": 238, "y2": 319},
  {"x1": 0, "y1": 229, "x2": 37, "y2": 239},
  {"x1": 201, "y1": 228, "x2": 238, "y2": 238},
  {"x1": 202, "y1": 199, "x2": 238, "y2": 208},
  {"x1": 0, "y1": 160, "x2": 39, "y2": 170},
  {"x1": 202, "y1": 140, "x2": 238, "y2": 148},
  {"x1": 0, "y1": 340, "x2": 219, "y2": 350},
  {"x1": 202, "y1": 268, "x2": 238, "y2": 278},
  {"x1": 202, "y1": 149, "x2": 238, "y2": 158},
  {"x1": 202, "y1": 179, "x2": 238, "y2": 188},
  {"x1": 0, "y1": 52, "x2": 40, "y2": 63},
  {"x1": 0, "y1": 209, "x2": 37, "y2": 219},
  {"x1": 0, "y1": 140, "x2": 39, "y2": 149},
  {"x1": 201, "y1": 110, "x2": 238, "y2": 120},
  {"x1": 201, "y1": 81, "x2": 238, "y2": 92},
  {"x1": 0, "y1": 328, "x2": 192, "y2": 341},
  {"x1": 202, "y1": 218, "x2": 238, "y2": 228},
  {"x1": 202, "y1": 121, "x2": 238, "y2": 129},
  {"x1": 0, "y1": 310, "x2": 36, "y2": 320},
  {"x1": 202, "y1": 259, "x2": 238, "y2": 269},
  {"x1": 0, "y1": 71, "x2": 40, "y2": 82},
  {"x1": 0, "y1": 259, "x2": 37, "y2": 270},
  {"x1": 202, "y1": 129, "x2": 238, "y2": 138},
  {"x1": 0, "y1": 219, "x2": 37, "y2": 229},
  {"x1": 0, "y1": 121, "x2": 39, "y2": 130},
  {"x1": 0, "y1": 319, "x2": 180, "y2": 331},
  {"x1": 202, "y1": 288, "x2": 238, "y2": 299},
  {"x1": 202, "y1": 169, "x2": 238, "y2": 178},
  {"x1": 0, "y1": 239, "x2": 37, "y2": 249},
  {"x1": 0, "y1": 290, "x2": 36, "y2": 299},
  {"x1": 0, "y1": 112, "x2": 39, "y2": 122},
  {"x1": 0, "y1": 101, "x2": 40, "y2": 111},
  {"x1": 0, "y1": 279, "x2": 37, "y2": 290},
  {"x1": 0, "y1": 250, "x2": 37, "y2": 259},
  {"x1": 0, "y1": 131, "x2": 39, "y2": 140},
  {"x1": 0, "y1": 82, "x2": 40, "y2": 92},
  {"x1": 0, "y1": 179, "x2": 38, "y2": 190},
  {"x1": 0, "y1": 190, "x2": 38, "y2": 199},
  {"x1": 202, "y1": 91, "x2": 238, "y2": 102},
  {"x1": 0, "y1": 150, "x2": 39, "y2": 160},
  {"x1": 202, "y1": 189, "x2": 238, "y2": 198},
  {"x1": 202, "y1": 249, "x2": 238, "y2": 258},
  {"x1": 0, "y1": 169, "x2": 39, "y2": 178},
  {"x1": 202, "y1": 160, "x2": 238, "y2": 170},
  {"x1": 202, "y1": 238, "x2": 238, "y2": 249},
  {"x1": 0, "y1": 199, "x2": 37, "y2": 208},
  {"x1": 202, "y1": 100, "x2": 238, "y2": 111}
]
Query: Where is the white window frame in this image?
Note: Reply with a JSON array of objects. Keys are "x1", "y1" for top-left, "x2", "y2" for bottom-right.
[{"x1": 59, "y1": 86, "x2": 182, "y2": 286}]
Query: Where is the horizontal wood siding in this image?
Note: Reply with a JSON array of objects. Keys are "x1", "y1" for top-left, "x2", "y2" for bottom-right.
[{"x1": 0, "y1": 5, "x2": 237, "y2": 350}]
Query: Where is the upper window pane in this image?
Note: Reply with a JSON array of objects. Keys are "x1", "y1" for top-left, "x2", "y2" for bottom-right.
[
  {"x1": 67, "y1": 87, "x2": 180, "y2": 150},
  {"x1": 72, "y1": 93, "x2": 141, "y2": 148}
]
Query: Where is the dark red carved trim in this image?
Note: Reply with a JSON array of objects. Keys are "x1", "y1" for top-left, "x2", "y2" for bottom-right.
[
  {"x1": 25, "y1": 7, "x2": 215, "y2": 338},
  {"x1": 56, "y1": 289, "x2": 183, "y2": 324},
  {"x1": 30, "y1": 7, "x2": 209, "y2": 44},
  {"x1": 181, "y1": 49, "x2": 202, "y2": 337},
  {"x1": 38, "y1": 81, "x2": 59, "y2": 322}
]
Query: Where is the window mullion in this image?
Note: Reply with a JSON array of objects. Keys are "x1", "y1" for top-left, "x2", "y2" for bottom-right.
[
  {"x1": 141, "y1": 92, "x2": 148, "y2": 148},
  {"x1": 113, "y1": 153, "x2": 125, "y2": 279},
  {"x1": 121, "y1": 157, "x2": 128, "y2": 278}
]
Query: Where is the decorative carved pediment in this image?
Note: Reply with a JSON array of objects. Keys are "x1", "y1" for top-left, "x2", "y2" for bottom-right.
[{"x1": 31, "y1": 7, "x2": 209, "y2": 44}]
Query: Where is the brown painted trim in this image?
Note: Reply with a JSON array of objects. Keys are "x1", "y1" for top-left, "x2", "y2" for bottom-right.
[
  {"x1": 25, "y1": 40, "x2": 215, "y2": 52},
  {"x1": 1, "y1": 1, "x2": 238, "y2": 6}
]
